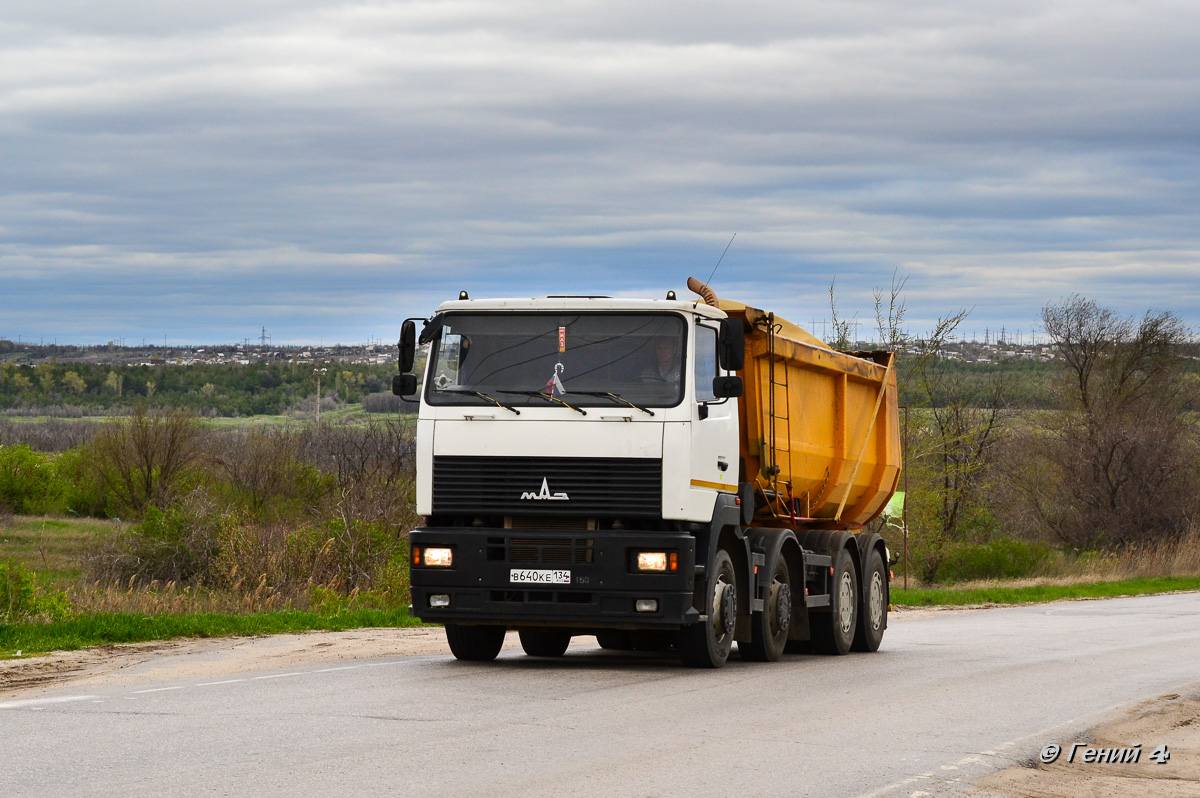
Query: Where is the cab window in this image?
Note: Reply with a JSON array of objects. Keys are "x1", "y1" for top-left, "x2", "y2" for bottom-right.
[{"x1": 694, "y1": 324, "x2": 718, "y2": 403}]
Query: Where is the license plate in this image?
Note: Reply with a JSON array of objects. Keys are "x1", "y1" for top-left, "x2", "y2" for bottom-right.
[{"x1": 510, "y1": 568, "x2": 571, "y2": 585}]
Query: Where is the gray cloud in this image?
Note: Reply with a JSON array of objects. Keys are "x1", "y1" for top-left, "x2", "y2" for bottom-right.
[{"x1": 2, "y1": 1, "x2": 1199, "y2": 343}]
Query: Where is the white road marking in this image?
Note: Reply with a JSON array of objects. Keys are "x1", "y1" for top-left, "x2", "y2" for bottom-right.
[
  {"x1": 197, "y1": 679, "x2": 247, "y2": 686},
  {"x1": 313, "y1": 666, "x2": 361, "y2": 673},
  {"x1": 253, "y1": 672, "x2": 303, "y2": 680},
  {"x1": 855, "y1": 707, "x2": 1121, "y2": 798},
  {"x1": 131, "y1": 686, "x2": 185, "y2": 694},
  {"x1": 0, "y1": 695, "x2": 97, "y2": 710}
]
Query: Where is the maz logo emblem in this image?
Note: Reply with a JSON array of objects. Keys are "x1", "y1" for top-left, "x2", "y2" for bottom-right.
[{"x1": 521, "y1": 478, "x2": 569, "y2": 501}]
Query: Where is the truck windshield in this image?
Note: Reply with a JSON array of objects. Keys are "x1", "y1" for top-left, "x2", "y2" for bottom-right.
[{"x1": 425, "y1": 312, "x2": 686, "y2": 408}]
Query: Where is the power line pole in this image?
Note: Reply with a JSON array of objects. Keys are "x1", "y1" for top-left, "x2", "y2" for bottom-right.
[{"x1": 314, "y1": 367, "x2": 328, "y2": 425}]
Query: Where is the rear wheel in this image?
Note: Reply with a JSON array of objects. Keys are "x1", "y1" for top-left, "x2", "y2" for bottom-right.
[
  {"x1": 809, "y1": 548, "x2": 858, "y2": 655},
  {"x1": 518, "y1": 628, "x2": 572, "y2": 657},
  {"x1": 852, "y1": 549, "x2": 887, "y2": 652},
  {"x1": 679, "y1": 548, "x2": 737, "y2": 668},
  {"x1": 445, "y1": 624, "x2": 506, "y2": 662},
  {"x1": 741, "y1": 556, "x2": 792, "y2": 662}
]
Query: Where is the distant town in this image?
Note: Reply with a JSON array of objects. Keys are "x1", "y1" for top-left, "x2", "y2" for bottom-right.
[{"x1": 0, "y1": 339, "x2": 399, "y2": 368}]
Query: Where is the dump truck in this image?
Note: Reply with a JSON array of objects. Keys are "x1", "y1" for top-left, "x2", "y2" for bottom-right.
[{"x1": 393, "y1": 277, "x2": 901, "y2": 667}]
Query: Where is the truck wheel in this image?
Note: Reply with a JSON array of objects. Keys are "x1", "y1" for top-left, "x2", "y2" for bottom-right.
[
  {"x1": 596, "y1": 632, "x2": 633, "y2": 650},
  {"x1": 852, "y1": 549, "x2": 887, "y2": 652},
  {"x1": 810, "y1": 547, "x2": 858, "y2": 655},
  {"x1": 679, "y1": 548, "x2": 737, "y2": 668},
  {"x1": 518, "y1": 628, "x2": 572, "y2": 657},
  {"x1": 445, "y1": 624, "x2": 506, "y2": 662},
  {"x1": 741, "y1": 556, "x2": 791, "y2": 662}
]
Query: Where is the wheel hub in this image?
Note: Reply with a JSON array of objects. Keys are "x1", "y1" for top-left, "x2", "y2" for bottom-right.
[
  {"x1": 838, "y1": 572, "x2": 854, "y2": 634},
  {"x1": 869, "y1": 571, "x2": 884, "y2": 630},
  {"x1": 772, "y1": 581, "x2": 791, "y2": 634},
  {"x1": 713, "y1": 581, "x2": 736, "y2": 638}
]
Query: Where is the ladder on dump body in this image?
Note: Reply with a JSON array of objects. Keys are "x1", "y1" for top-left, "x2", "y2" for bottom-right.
[{"x1": 766, "y1": 319, "x2": 793, "y2": 519}]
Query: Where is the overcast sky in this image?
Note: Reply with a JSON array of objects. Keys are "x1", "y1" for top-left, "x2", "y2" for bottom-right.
[{"x1": 2, "y1": 1, "x2": 1198, "y2": 345}]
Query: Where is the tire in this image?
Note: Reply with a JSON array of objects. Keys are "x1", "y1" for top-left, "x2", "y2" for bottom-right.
[
  {"x1": 741, "y1": 555, "x2": 792, "y2": 662},
  {"x1": 518, "y1": 628, "x2": 572, "y2": 657},
  {"x1": 629, "y1": 630, "x2": 675, "y2": 651},
  {"x1": 597, "y1": 630, "x2": 672, "y2": 651},
  {"x1": 596, "y1": 631, "x2": 633, "y2": 650},
  {"x1": 809, "y1": 547, "x2": 857, "y2": 655},
  {"x1": 852, "y1": 549, "x2": 887, "y2": 652},
  {"x1": 445, "y1": 624, "x2": 506, "y2": 662},
  {"x1": 679, "y1": 548, "x2": 738, "y2": 668}
]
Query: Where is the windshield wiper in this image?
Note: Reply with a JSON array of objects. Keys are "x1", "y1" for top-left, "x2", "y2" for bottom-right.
[
  {"x1": 440, "y1": 388, "x2": 520, "y2": 415},
  {"x1": 571, "y1": 391, "x2": 655, "y2": 416},
  {"x1": 497, "y1": 390, "x2": 587, "y2": 416}
]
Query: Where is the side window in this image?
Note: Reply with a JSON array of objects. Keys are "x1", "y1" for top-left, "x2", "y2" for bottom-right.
[
  {"x1": 694, "y1": 324, "x2": 718, "y2": 402},
  {"x1": 432, "y1": 331, "x2": 463, "y2": 389}
]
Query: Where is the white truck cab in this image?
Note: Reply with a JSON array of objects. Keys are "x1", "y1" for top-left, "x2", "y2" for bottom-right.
[{"x1": 411, "y1": 296, "x2": 741, "y2": 525}]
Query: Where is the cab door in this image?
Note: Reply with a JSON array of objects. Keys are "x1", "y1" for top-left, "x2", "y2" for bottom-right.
[{"x1": 688, "y1": 320, "x2": 740, "y2": 517}]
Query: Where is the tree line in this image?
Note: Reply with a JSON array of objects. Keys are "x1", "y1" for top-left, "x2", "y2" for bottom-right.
[{"x1": 0, "y1": 361, "x2": 400, "y2": 416}]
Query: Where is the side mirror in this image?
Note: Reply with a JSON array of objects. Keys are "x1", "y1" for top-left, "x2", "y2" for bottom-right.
[
  {"x1": 399, "y1": 320, "x2": 417, "y2": 373},
  {"x1": 712, "y1": 375, "x2": 743, "y2": 399},
  {"x1": 392, "y1": 373, "x2": 417, "y2": 397},
  {"x1": 718, "y1": 318, "x2": 745, "y2": 371}
]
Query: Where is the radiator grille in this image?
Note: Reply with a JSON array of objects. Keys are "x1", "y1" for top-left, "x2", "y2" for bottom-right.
[
  {"x1": 487, "y1": 537, "x2": 595, "y2": 565},
  {"x1": 433, "y1": 456, "x2": 661, "y2": 516}
]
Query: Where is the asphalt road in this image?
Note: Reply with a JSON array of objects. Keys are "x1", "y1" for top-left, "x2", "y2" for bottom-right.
[{"x1": 3, "y1": 593, "x2": 1199, "y2": 797}]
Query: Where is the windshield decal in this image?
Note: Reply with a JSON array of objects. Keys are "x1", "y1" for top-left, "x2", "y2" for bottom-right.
[{"x1": 544, "y1": 362, "x2": 566, "y2": 396}]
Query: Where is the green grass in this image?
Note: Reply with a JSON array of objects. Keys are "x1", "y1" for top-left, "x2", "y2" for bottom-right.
[
  {"x1": 891, "y1": 576, "x2": 1200, "y2": 606},
  {"x1": 0, "y1": 607, "x2": 422, "y2": 658},
  {"x1": 0, "y1": 516, "x2": 119, "y2": 590}
]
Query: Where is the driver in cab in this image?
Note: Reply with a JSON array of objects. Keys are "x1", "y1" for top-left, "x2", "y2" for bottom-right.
[{"x1": 642, "y1": 336, "x2": 681, "y2": 383}]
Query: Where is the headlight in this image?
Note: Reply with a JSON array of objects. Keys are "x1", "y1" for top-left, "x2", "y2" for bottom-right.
[
  {"x1": 418, "y1": 547, "x2": 454, "y2": 567},
  {"x1": 636, "y1": 551, "x2": 677, "y2": 572}
]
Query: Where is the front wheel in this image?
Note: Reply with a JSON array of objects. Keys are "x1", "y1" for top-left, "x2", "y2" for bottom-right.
[
  {"x1": 518, "y1": 628, "x2": 572, "y2": 657},
  {"x1": 596, "y1": 631, "x2": 633, "y2": 650},
  {"x1": 679, "y1": 548, "x2": 737, "y2": 668},
  {"x1": 852, "y1": 549, "x2": 887, "y2": 652},
  {"x1": 445, "y1": 624, "x2": 506, "y2": 662}
]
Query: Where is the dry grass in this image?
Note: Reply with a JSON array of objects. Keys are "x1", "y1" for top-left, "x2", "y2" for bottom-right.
[
  {"x1": 1068, "y1": 529, "x2": 1200, "y2": 580},
  {"x1": 67, "y1": 577, "x2": 290, "y2": 615},
  {"x1": 928, "y1": 530, "x2": 1200, "y2": 592}
]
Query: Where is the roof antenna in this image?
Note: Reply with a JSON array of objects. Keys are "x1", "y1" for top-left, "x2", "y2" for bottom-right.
[{"x1": 705, "y1": 233, "x2": 736, "y2": 288}]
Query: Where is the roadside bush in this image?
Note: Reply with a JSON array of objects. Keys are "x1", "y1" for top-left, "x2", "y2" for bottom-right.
[
  {"x1": 86, "y1": 404, "x2": 204, "y2": 516},
  {"x1": 924, "y1": 538, "x2": 1060, "y2": 584},
  {"x1": 294, "y1": 419, "x2": 418, "y2": 533},
  {"x1": 209, "y1": 426, "x2": 334, "y2": 520},
  {"x1": 307, "y1": 554, "x2": 410, "y2": 613},
  {"x1": 360, "y1": 392, "x2": 419, "y2": 414},
  {"x1": 86, "y1": 491, "x2": 224, "y2": 584},
  {"x1": 0, "y1": 444, "x2": 62, "y2": 515},
  {"x1": 51, "y1": 447, "x2": 112, "y2": 518},
  {"x1": 0, "y1": 418, "x2": 100, "y2": 452},
  {"x1": 1, "y1": 559, "x2": 72, "y2": 622}
]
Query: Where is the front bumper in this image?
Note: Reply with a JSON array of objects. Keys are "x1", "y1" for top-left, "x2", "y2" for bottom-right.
[{"x1": 410, "y1": 527, "x2": 697, "y2": 629}]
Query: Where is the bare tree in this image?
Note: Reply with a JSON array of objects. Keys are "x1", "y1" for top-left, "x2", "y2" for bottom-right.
[
  {"x1": 1018, "y1": 296, "x2": 1198, "y2": 547},
  {"x1": 906, "y1": 311, "x2": 1010, "y2": 580},
  {"x1": 828, "y1": 277, "x2": 855, "y2": 350},
  {"x1": 830, "y1": 274, "x2": 1006, "y2": 581},
  {"x1": 874, "y1": 269, "x2": 909, "y2": 351}
]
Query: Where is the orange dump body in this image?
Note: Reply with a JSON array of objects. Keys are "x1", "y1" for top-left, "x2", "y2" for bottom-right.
[{"x1": 719, "y1": 300, "x2": 901, "y2": 528}]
